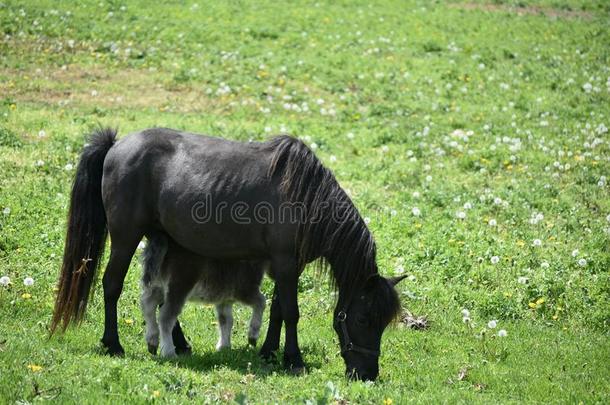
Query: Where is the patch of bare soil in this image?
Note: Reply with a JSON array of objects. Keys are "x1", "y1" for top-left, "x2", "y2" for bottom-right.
[
  {"x1": 451, "y1": 2, "x2": 594, "y2": 20},
  {"x1": 0, "y1": 66, "x2": 222, "y2": 114}
]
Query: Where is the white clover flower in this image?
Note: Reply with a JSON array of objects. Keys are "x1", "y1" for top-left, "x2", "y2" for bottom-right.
[
  {"x1": 395, "y1": 265, "x2": 405, "y2": 274},
  {"x1": 461, "y1": 309, "x2": 470, "y2": 318},
  {"x1": 329, "y1": 155, "x2": 337, "y2": 163},
  {"x1": 583, "y1": 83, "x2": 593, "y2": 93},
  {"x1": 541, "y1": 261, "x2": 550, "y2": 269},
  {"x1": 363, "y1": 217, "x2": 371, "y2": 225},
  {"x1": 407, "y1": 274, "x2": 416, "y2": 282},
  {"x1": 517, "y1": 276, "x2": 528, "y2": 284},
  {"x1": 493, "y1": 197, "x2": 502, "y2": 205},
  {"x1": 91, "y1": 90, "x2": 98, "y2": 97},
  {"x1": 456, "y1": 211, "x2": 466, "y2": 219},
  {"x1": 571, "y1": 249, "x2": 579, "y2": 257},
  {"x1": 38, "y1": 130, "x2": 46, "y2": 138},
  {"x1": 390, "y1": 209, "x2": 397, "y2": 217},
  {"x1": 487, "y1": 320, "x2": 497, "y2": 329},
  {"x1": 2, "y1": 207, "x2": 10, "y2": 215},
  {"x1": 488, "y1": 219, "x2": 497, "y2": 227},
  {"x1": 0, "y1": 276, "x2": 10, "y2": 286},
  {"x1": 462, "y1": 316, "x2": 471, "y2": 324},
  {"x1": 578, "y1": 258, "x2": 587, "y2": 267},
  {"x1": 425, "y1": 175, "x2": 432, "y2": 182},
  {"x1": 64, "y1": 163, "x2": 73, "y2": 171},
  {"x1": 35, "y1": 160, "x2": 45, "y2": 167},
  {"x1": 412, "y1": 191, "x2": 420, "y2": 198},
  {"x1": 498, "y1": 329, "x2": 507, "y2": 337},
  {"x1": 23, "y1": 277, "x2": 34, "y2": 286},
  {"x1": 412, "y1": 207, "x2": 421, "y2": 217},
  {"x1": 491, "y1": 256, "x2": 500, "y2": 264},
  {"x1": 463, "y1": 202, "x2": 472, "y2": 210},
  {"x1": 310, "y1": 142, "x2": 318, "y2": 150},
  {"x1": 533, "y1": 239, "x2": 542, "y2": 247},
  {"x1": 347, "y1": 132, "x2": 355, "y2": 140}
]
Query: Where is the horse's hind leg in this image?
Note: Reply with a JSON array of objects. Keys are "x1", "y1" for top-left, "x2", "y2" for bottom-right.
[
  {"x1": 215, "y1": 303, "x2": 233, "y2": 350},
  {"x1": 246, "y1": 292, "x2": 266, "y2": 347},
  {"x1": 101, "y1": 233, "x2": 143, "y2": 356},
  {"x1": 172, "y1": 319, "x2": 192, "y2": 355}
]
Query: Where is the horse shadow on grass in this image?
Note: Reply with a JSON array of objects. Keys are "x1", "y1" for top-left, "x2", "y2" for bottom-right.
[{"x1": 154, "y1": 345, "x2": 325, "y2": 379}]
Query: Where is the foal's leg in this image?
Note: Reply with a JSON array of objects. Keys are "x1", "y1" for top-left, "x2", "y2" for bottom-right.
[
  {"x1": 158, "y1": 283, "x2": 191, "y2": 358},
  {"x1": 215, "y1": 303, "x2": 233, "y2": 350},
  {"x1": 247, "y1": 292, "x2": 266, "y2": 347},
  {"x1": 140, "y1": 285, "x2": 163, "y2": 355},
  {"x1": 273, "y1": 256, "x2": 304, "y2": 373},
  {"x1": 259, "y1": 285, "x2": 282, "y2": 360},
  {"x1": 101, "y1": 234, "x2": 142, "y2": 356}
]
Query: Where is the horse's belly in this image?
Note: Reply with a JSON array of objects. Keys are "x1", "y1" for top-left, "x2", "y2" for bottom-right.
[{"x1": 188, "y1": 281, "x2": 234, "y2": 304}]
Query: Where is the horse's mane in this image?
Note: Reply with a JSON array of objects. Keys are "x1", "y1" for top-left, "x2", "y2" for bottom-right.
[{"x1": 266, "y1": 135, "x2": 378, "y2": 300}]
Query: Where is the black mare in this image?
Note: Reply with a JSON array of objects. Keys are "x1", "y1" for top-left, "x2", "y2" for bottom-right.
[{"x1": 51, "y1": 128, "x2": 406, "y2": 381}]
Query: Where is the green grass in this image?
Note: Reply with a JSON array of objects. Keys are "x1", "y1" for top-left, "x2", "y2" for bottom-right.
[{"x1": 1, "y1": 0, "x2": 609, "y2": 403}]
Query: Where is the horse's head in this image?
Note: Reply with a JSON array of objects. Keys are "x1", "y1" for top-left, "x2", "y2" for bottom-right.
[{"x1": 333, "y1": 274, "x2": 406, "y2": 381}]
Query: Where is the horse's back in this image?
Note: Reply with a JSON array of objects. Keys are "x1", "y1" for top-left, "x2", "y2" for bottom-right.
[{"x1": 102, "y1": 128, "x2": 290, "y2": 259}]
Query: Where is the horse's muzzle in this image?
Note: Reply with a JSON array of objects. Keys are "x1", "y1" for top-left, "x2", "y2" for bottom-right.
[{"x1": 346, "y1": 367, "x2": 378, "y2": 382}]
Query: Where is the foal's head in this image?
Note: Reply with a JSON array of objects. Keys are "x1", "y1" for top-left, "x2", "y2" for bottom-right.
[{"x1": 333, "y1": 274, "x2": 405, "y2": 381}]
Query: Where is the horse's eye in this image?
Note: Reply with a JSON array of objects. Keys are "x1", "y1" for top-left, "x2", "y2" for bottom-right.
[{"x1": 356, "y1": 314, "x2": 368, "y2": 326}]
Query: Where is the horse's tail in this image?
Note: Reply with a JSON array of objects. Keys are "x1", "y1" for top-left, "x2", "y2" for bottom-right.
[
  {"x1": 50, "y1": 128, "x2": 117, "y2": 334},
  {"x1": 141, "y1": 232, "x2": 168, "y2": 287}
]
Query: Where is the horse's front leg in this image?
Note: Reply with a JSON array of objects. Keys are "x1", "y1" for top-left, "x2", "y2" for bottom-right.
[
  {"x1": 260, "y1": 285, "x2": 282, "y2": 360},
  {"x1": 273, "y1": 256, "x2": 305, "y2": 374}
]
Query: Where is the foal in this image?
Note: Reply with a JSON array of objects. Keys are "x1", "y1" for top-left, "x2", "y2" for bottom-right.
[{"x1": 140, "y1": 234, "x2": 267, "y2": 357}]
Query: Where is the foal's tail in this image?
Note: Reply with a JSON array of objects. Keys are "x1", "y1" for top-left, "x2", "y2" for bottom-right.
[{"x1": 50, "y1": 128, "x2": 117, "y2": 334}]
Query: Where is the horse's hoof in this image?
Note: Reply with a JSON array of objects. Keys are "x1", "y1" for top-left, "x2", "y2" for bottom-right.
[
  {"x1": 175, "y1": 345, "x2": 192, "y2": 356},
  {"x1": 283, "y1": 353, "x2": 305, "y2": 374},
  {"x1": 147, "y1": 343, "x2": 158, "y2": 355},
  {"x1": 259, "y1": 348, "x2": 277, "y2": 362},
  {"x1": 286, "y1": 365, "x2": 306, "y2": 376},
  {"x1": 248, "y1": 337, "x2": 257, "y2": 347},
  {"x1": 104, "y1": 344, "x2": 125, "y2": 357}
]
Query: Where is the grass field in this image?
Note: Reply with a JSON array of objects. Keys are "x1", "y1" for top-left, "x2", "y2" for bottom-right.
[{"x1": 1, "y1": 0, "x2": 609, "y2": 403}]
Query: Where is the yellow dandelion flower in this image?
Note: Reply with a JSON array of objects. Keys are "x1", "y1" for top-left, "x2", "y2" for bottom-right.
[
  {"x1": 124, "y1": 319, "x2": 134, "y2": 325},
  {"x1": 528, "y1": 302, "x2": 537, "y2": 309},
  {"x1": 552, "y1": 315, "x2": 558, "y2": 320},
  {"x1": 516, "y1": 240, "x2": 525, "y2": 247},
  {"x1": 21, "y1": 293, "x2": 31, "y2": 299},
  {"x1": 152, "y1": 390, "x2": 161, "y2": 398},
  {"x1": 27, "y1": 364, "x2": 43, "y2": 372},
  {"x1": 536, "y1": 298, "x2": 545, "y2": 305},
  {"x1": 415, "y1": 223, "x2": 422, "y2": 229},
  {"x1": 383, "y1": 399, "x2": 393, "y2": 405}
]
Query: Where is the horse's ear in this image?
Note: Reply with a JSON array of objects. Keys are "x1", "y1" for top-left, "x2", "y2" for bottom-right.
[{"x1": 388, "y1": 274, "x2": 408, "y2": 286}]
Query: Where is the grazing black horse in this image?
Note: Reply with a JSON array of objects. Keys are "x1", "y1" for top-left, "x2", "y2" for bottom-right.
[{"x1": 51, "y1": 127, "x2": 405, "y2": 381}]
